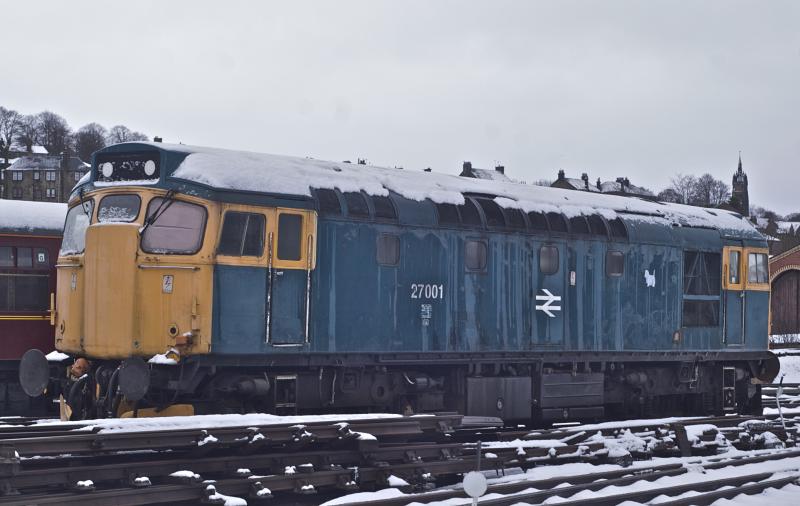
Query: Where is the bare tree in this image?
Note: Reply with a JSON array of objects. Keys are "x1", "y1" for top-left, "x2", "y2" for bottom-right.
[
  {"x1": 73, "y1": 123, "x2": 107, "y2": 162},
  {"x1": 657, "y1": 188, "x2": 682, "y2": 203},
  {"x1": 668, "y1": 174, "x2": 697, "y2": 204},
  {"x1": 15, "y1": 114, "x2": 40, "y2": 152},
  {"x1": 0, "y1": 106, "x2": 22, "y2": 163},
  {"x1": 36, "y1": 111, "x2": 72, "y2": 154},
  {"x1": 692, "y1": 173, "x2": 730, "y2": 206},
  {"x1": 106, "y1": 125, "x2": 149, "y2": 145},
  {"x1": 751, "y1": 206, "x2": 782, "y2": 222}
]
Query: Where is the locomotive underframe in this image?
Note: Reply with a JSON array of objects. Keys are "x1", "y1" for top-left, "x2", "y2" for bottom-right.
[{"x1": 72, "y1": 350, "x2": 777, "y2": 422}]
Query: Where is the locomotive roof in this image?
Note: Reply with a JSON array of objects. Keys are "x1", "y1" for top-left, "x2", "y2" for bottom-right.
[
  {"x1": 0, "y1": 199, "x2": 66, "y2": 236},
  {"x1": 89, "y1": 142, "x2": 763, "y2": 240}
]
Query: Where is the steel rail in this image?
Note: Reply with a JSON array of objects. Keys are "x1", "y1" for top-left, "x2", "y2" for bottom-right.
[
  {"x1": 4, "y1": 415, "x2": 460, "y2": 457},
  {"x1": 343, "y1": 447, "x2": 800, "y2": 506}
]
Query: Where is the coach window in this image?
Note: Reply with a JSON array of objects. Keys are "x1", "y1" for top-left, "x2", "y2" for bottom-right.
[
  {"x1": 465, "y1": 240, "x2": 487, "y2": 271},
  {"x1": 60, "y1": 200, "x2": 94, "y2": 256},
  {"x1": 277, "y1": 213, "x2": 303, "y2": 261},
  {"x1": 606, "y1": 250, "x2": 624, "y2": 277},
  {"x1": 141, "y1": 198, "x2": 207, "y2": 255},
  {"x1": 376, "y1": 234, "x2": 400, "y2": 266},
  {"x1": 0, "y1": 247, "x2": 13, "y2": 267},
  {"x1": 98, "y1": 194, "x2": 141, "y2": 223},
  {"x1": 218, "y1": 212, "x2": 265, "y2": 257},
  {"x1": 540, "y1": 245, "x2": 559, "y2": 275},
  {"x1": 16, "y1": 247, "x2": 32, "y2": 268},
  {"x1": 682, "y1": 251, "x2": 721, "y2": 327}
]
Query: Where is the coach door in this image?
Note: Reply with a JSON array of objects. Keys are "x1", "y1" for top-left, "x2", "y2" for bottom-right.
[
  {"x1": 722, "y1": 246, "x2": 745, "y2": 345},
  {"x1": 268, "y1": 210, "x2": 316, "y2": 346}
]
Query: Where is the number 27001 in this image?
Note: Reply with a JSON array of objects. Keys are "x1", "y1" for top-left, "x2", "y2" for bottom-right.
[{"x1": 411, "y1": 284, "x2": 444, "y2": 299}]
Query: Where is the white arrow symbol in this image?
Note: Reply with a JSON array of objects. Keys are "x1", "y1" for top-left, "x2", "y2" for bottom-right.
[{"x1": 535, "y1": 289, "x2": 562, "y2": 318}]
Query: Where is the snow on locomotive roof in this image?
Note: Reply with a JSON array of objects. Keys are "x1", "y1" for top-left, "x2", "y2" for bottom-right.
[
  {"x1": 129, "y1": 142, "x2": 757, "y2": 234},
  {"x1": 0, "y1": 199, "x2": 66, "y2": 234}
]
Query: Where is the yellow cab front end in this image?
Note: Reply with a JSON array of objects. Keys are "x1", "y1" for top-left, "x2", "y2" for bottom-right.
[{"x1": 55, "y1": 188, "x2": 216, "y2": 361}]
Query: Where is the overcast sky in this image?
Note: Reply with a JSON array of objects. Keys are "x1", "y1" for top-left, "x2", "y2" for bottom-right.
[{"x1": 3, "y1": 1, "x2": 799, "y2": 214}]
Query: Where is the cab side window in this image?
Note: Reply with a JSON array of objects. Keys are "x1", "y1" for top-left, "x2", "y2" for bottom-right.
[
  {"x1": 747, "y1": 252, "x2": 768, "y2": 284},
  {"x1": 218, "y1": 212, "x2": 265, "y2": 257},
  {"x1": 277, "y1": 214, "x2": 303, "y2": 261}
]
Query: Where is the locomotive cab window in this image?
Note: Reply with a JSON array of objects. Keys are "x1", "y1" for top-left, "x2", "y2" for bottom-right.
[
  {"x1": 98, "y1": 194, "x2": 141, "y2": 223},
  {"x1": 747, "y1": 252, "x2": 768, "y2": 284},
  {"x1": 218, "y1": 212, "x2": 265, "y2": 257},
  {"x1": 60, "y1": 200, "x2": 94, "y2": 256},
  {"x1": 465, "y1": 240, "x2": 487, "y2": 271},
  {"x1": 277, "y1": 213, "x2": 303, "y2": 261},
  {"x1": 730, "y1": 250, "x2": 741, "y2": 284},
  {"x1": 141, "y1": 198, "x2": 207, "y2": 255},
  {"x1": 540, "y1": 245, "x2": 559, "y2": 275},
  {"x1": 682, "y1": 251, "x2": 721, "y2": 327},
  {"x1": 606, "y1": 250, "x2": 624, "y2": 277},
  {"x1": 376, "y1": 234, "x2": 400, "y2": 266}
]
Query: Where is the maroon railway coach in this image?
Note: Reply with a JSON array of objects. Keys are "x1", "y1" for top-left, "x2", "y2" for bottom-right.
[{"x1": 0, "y1": 199, "x2": 66, "y2": 414}]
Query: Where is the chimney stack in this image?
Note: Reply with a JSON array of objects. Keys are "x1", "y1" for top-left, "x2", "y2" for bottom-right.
[
  {"x1": 557, "y1": 169, "x2": 565, "y2": 180},
  {"x1": 153, "y1": 136, "x2": 163, "y2": 143},
  {"x1": 581, "y1": 173, "x2": 589, "y2": 189},
  {"x1": 494, "y1": 165, "x2": 505, "y2": 174}
]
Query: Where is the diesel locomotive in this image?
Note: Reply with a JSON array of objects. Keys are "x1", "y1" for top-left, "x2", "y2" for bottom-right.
[
  {"x1": 1, "y1": 199, "x2": 65, "y2": 415},
  {"x1": 20, "y1": 142, "x2": 779, "y2": 421}
]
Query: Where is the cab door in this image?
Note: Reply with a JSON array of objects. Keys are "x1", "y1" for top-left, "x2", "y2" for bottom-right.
[
  {"x1": 268, "y1": 210, "x2": 316, "y2": 346},
  {"x1": 722, "y1": 246, "x2": 744, "y2": 345},
  {"x1": 743, "y1": 249, "x2": 770, "y2": 347}
]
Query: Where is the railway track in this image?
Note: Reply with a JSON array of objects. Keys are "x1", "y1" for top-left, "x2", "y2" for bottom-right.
[
  {"x1": 346, "y1": 449, "x2": 800, "y2": 506},
  {"x1": 0, "y1": 410, "x2": 795, "y2": 505}
]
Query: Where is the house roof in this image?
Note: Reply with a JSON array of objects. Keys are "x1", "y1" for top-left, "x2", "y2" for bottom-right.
[
  {"x1": 466, "y1": 167, "x2": 511, "y2": 182},
  {"x1": 6, "y1": 155, "x2": 89, "y2": 172},
  {"x1": 599, "y1": 180, "x2": 654, "y2": 197}
]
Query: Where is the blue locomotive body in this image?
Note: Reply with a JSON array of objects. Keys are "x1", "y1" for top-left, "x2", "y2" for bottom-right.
[{"x1": 33, "y1": 142, "x2": 777, "y2": 421}]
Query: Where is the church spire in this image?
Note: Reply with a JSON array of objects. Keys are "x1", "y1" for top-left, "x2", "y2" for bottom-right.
[{"x1": 731, "y1": 151, "x2": 749, "y2": 217}]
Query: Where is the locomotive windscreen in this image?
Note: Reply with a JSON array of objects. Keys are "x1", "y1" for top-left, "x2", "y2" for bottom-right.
[{"x1": 95, "y1": 152, "x2": 160, "y2": 184}]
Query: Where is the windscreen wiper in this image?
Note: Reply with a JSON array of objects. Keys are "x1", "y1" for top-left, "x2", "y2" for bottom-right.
[
  {"x1": 140, "y1": 189, "x2": 178, "y2": 236},
  {"x1": 78, "y1": 188, "x2": 91, "y2": 219}
]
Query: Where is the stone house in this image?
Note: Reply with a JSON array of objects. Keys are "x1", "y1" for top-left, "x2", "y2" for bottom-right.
[{"x1": 1, "y1": 153, "x2": 89, "y2": 203}]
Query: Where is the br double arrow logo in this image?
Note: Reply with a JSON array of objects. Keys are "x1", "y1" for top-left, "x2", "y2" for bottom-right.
[{"x1": 535, "y1": 289, "x2": 562, "y2": 318}]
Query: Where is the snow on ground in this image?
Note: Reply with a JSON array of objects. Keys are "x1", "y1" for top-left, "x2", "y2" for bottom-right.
[
  {"x1": 777, "y1": 354, "x2": 800, "y2": 383},
  {"x1": 324, "y1": 451, "x2": 800, "y2": 505},
  {"x1": 30, "y1": 412, "x2": 402, "y2": 433}
]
